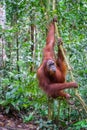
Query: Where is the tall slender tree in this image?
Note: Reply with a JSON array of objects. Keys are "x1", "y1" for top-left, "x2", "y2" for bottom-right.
[{"x1": 0, "y1": 1, "x2": 6, "y2": 68}]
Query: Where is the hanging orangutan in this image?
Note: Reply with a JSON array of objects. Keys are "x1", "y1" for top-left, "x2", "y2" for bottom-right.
[{"x1": 37, "y1": 18, "x2": 78, "y2": 103}]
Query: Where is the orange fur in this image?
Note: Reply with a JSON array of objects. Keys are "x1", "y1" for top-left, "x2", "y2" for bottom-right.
[{"x1": 37, "y1": 20, "x2": 78, "y2": 99}]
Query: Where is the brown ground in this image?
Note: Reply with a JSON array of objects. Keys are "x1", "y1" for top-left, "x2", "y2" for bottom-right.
[{"x1": 0, "y1": 112, "x2": 37, "y2": 130}]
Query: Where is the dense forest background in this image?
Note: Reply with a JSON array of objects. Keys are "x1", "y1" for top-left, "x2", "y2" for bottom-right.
[{"x1": 0, "y1": 0, "x2": 87, "y2": 129}]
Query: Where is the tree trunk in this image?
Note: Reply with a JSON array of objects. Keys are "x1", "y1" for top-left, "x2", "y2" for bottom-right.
[
  {"x1": 12, "y1": 4, "x2": 20, "y2": 79},
  {"x1": 0, "y1": 2, "x2": 6, "y2": 68},
  {"x1": 30, "y1": 24, "x2": 36, "y2": 72}
]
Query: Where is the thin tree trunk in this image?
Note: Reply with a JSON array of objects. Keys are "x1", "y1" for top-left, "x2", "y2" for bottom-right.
[
  {"x1": 16, "y1": 33, "x2": 20, "y2": 74},
  {"x1": 0, "y1": 2, "x2": 6, "y2": 68},
  {"x1": 31, "y1": 26, "x2": 36, "y2": 72},
  {"x1": 30, "y1": 23, "x2": 36, "y2": 72},
  {"x1": 12, "y1": 5, "x2": 20, "y2": 79}
]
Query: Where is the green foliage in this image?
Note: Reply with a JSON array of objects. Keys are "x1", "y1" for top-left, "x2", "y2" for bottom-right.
[
  {"x1": 36, "y1": 120, "x2": 58, "y2": 130},
  {"x1": 67, "y1": 119, "x2": 87, "y2": 130},
  {"x1": 23, "y1": 112, "x2": 34, "y2": 123},
  {"x1": 0, "y1": 69, "x2": 38, "y2": 112},
  {"x1": 0, "y1": 0, "x2": 87, "y2": 129}
]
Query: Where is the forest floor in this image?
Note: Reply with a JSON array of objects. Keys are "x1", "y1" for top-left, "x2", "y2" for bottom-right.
[{"x1": 0, "y1": 110, "x2": 37, "y2": 130}]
